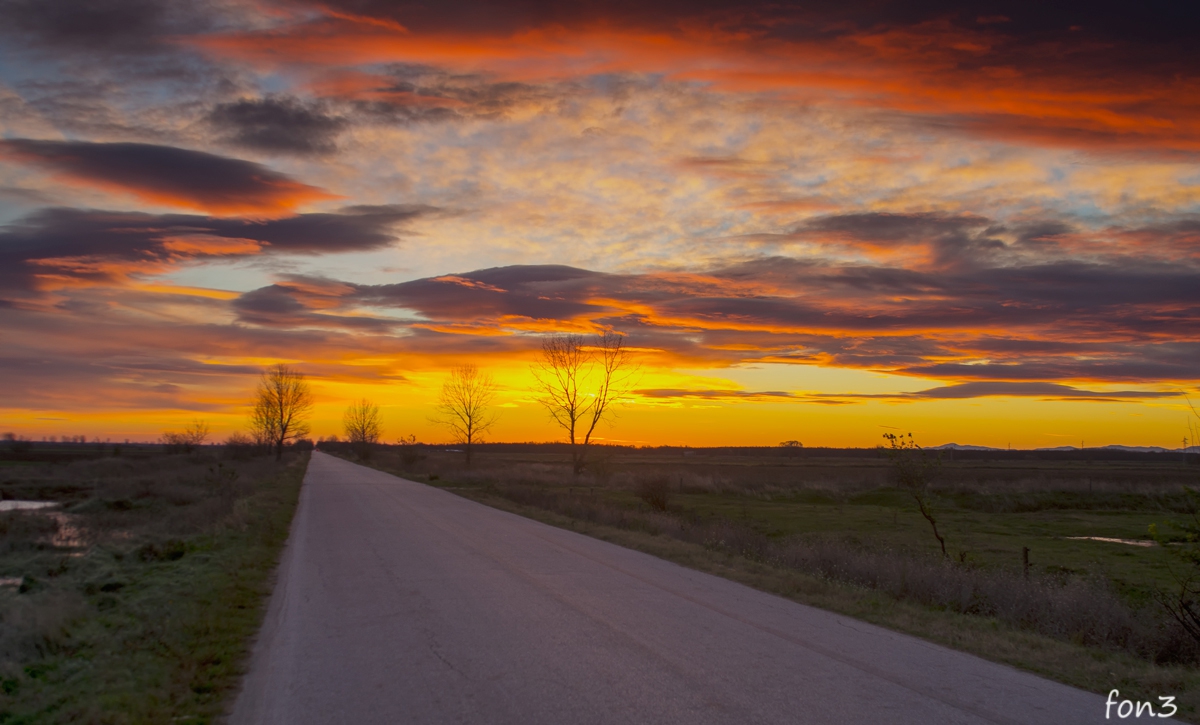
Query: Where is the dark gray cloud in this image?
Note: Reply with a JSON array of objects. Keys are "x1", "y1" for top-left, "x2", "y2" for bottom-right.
[
  {"x1": 904, "y1": 381, "x2": 1177, "y2": 399},
  {"x1": 341, "y1": 65, "x2": 555, "y2": 125},
  {"x1": 0, "y1": 205, "x2": 430, "y2": 296},
  {"x1": 358, "y1": 265, "x2": 607, "y2": 321},
  {"x1": 791, "y1": 212, "x2": 1009, "y2": 267},
  {"x1": 798, "y1": 212, "x2": 995, "y2": 242},
  {"x1": 0, "y1": 139, "x2": 331, "y2": 212},
  {"x1": 635, "y1": 382, "x2": 1178, "y2": 403},
  {"x1": 0, "y1": 0, "x2": 248, "y2": 93},
  {"x1": 902, "y1": 352, "x2": 1200, "y2": 384},
  {"x1": 0, "y1": 0, "x2": 182, "y2": 55},
  {"x1": 287, "y1": 255, "x2": 1200, "y2": 344},
  {"x1": 312, "y1": 0, "x2": 1200, "y2": 51},
  {"x1": 715, "y1": 256, "x2": 1200, "y2": 327},
  {"x1": 232, "y1": 283, "x2": 398, "y2": 330},
  {"x1": 230, "y1": 252, "x2": 1200, "y2": 383},
  {"x1": 207, "y1": 96, "x2": 348, "y2": 156},
  {"x1": 1011, "y1": 220, "x2": 1074, "y2": 250}
]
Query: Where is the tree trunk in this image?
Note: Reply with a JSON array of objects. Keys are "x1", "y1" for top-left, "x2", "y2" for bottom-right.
[
  {"x1": 915, "y1": 496, "x2": 947, "y2": 559},
  {"x1": 572, "y1": 444, "x2": 586, "y2": 475}
]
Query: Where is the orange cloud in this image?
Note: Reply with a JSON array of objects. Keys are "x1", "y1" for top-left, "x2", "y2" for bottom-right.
[
  {"x1": 110, "y1": 179, "x2": 337, "y2": 216},
  {"x1": 191, "y1": 14, "x2": 1200, "y2": 155},
  {"x1": 160, "y1": 235, "x2": 264, "y2": 255}
]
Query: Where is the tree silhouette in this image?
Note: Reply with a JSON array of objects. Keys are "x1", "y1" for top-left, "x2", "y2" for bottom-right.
[
  {"x1": 531, "y1": 331, "x2": 637, "y2": 475},
  {"x1": 251, "y1": 364, "x2": 314, "y2": 461},
  {"x1": 434, "y1": 364, "x2": 498, "y2": 467},
  {"x1": 882, "y1": 432, "x2": 947, "y2": 559},
  {"x1": 343, "y1": 398, "x2": 382, "y2": 459}
]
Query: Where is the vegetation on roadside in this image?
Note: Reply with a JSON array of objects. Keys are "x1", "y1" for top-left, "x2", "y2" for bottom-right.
[
  {"x1": 1151, "y1": 489, "x2": 1200, "y2": 646},
  {"x1": 339, "y1": 445, "x2": 1200, "y2": 721},
  {"x1": 0, "y1": 449, "x2": 307, "y2": 724}
]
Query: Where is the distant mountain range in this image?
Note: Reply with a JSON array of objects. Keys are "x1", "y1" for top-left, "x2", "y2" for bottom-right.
[{"x1": 930, "y1": 443, "x2": 1200, "y2": 453}]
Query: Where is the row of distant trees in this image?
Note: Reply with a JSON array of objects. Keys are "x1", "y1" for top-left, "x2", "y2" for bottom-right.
[{"x1": 189, "y1": 330, "x2": 637, "y2": 468}]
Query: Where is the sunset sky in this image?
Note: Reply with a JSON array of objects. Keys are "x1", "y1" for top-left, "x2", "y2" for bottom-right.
[{"x1": 2, "y1": 0, "x2": 1199, "y2": 447}]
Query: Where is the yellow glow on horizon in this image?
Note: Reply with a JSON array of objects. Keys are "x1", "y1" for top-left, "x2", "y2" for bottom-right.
[{"x1": 3, "y1": 358, "x2": 1193, "y2": 449}]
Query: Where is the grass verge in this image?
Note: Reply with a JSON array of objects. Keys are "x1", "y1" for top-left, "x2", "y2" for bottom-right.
[{"x1": 0, "y1": 451, "x2": 307, "y2": 724}]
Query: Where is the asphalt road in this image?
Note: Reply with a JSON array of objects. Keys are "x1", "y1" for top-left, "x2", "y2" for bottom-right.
[{"x1": 231, "y1": 451, "x2": 1138, "y2": 724}]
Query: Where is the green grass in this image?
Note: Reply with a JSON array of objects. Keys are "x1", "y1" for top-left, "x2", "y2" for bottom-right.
[
  {"x1": 0, "y1": 452, "x2": 307, "y2": 724},
  {"x1": 631, "y1": 487, "x2": 1187, "y2": 600},
  {"x1": 448, "y1": 468, "x2": 1190, "y2": 603}
]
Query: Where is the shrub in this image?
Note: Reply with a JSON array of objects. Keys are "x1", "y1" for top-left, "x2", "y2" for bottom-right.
[{"x1": 636, "y1": 476, "x2": 673, "y2": 511}]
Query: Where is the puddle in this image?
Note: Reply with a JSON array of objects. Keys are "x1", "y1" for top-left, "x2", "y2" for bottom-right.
[
  {"x1": 47, "y1": 513, "x2": 87, "y2": 550},
  {"x1": 0, "y1": 503, "x2": 87, "y2": 551},
  {"x1": 0, "y1": 500, "x2": 58, "y2": 512},
  {"x1": 0, "y1": 577, "x2": 21, "y2": 588},
  {"x1": 1066, "y1": 536, "x2": 1156, "y2": 548}
]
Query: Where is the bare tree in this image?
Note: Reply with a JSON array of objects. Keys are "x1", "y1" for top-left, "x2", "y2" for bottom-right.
[
  {"x1": 162, "y1": 419, "x2": 210, "y2": 453},
  {"x1": 434, "y1": 364, "x2": 498, "y2": 467},
  {"x1": 531, "y1": 330, "x2": 637, "y2": 475},
  {"x1": 882, "y1": 433, "x2": 947, "y2": 559},
  {"x1": 251, "y1": 364, "x2": 314, "y2": 461},
  {"x1": 186, "y1": 420, "x2": 209, "y2": 447},
  {"x1": 343, "y1": 398, "x2": 382, "y2": 459}
]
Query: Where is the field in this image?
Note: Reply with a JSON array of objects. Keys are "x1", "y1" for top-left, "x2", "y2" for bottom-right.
[
  {"x1": 0, "y1": 447, "x2": 306, "y2": 724},
  {"x1": 344, "y1": 443, "x2": 1200, "y2": 720}
]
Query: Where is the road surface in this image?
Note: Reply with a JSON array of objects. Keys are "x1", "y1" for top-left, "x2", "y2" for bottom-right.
[{"x1": 231, "y1": 451, "x2": 1135, "y2": 724}]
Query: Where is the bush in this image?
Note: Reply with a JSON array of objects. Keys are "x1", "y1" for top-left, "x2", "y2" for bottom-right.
[{"x1": 636, "y1": 476, "x2": 673, "y2": 511}]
